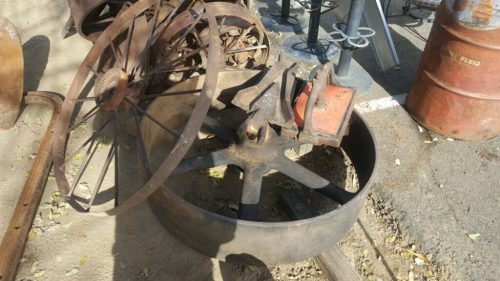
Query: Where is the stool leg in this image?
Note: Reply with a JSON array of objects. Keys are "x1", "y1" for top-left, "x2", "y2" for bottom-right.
[{"x1": 336, "y1": 0, "x2": 366, "y2": 76}]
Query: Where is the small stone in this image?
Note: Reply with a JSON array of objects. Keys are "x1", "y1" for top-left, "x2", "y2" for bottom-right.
[
  {"x1": 140, "y1": 268, "x2": 149, "y2": 277},
  {"x1": 65, "y1": 267, "x2": 80, "y2": 276},
  {"x1": 408, "y1": 271, "x2": 415, "y2": 281},
  {"x1": 415, "y1": 257, "x2": 425, "y2": 266}
]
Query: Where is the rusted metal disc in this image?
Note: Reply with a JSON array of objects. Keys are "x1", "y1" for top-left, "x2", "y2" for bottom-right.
[{"x1": 0, "y1": 17, "x2": 23, "y2": 129}]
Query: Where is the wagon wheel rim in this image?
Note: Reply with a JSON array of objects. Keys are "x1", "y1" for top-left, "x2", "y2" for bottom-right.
[{"x1": 52, "y1": 0, "x2": 222, "y2": 216}]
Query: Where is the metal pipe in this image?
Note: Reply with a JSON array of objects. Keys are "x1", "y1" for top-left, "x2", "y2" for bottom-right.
[
  {"x1": 307, "y1": 0, "x2": 323, "y2": 45},
  {"x1": 336, "y1": 0, "x2": 366, "y2": 76},
  {"x1": 281, "y1": 0, "x2": 290, "y2": 18}
]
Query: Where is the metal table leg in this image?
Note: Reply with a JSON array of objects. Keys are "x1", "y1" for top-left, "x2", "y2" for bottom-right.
[
  {"x1": 332, "y1": 0, "x2": 374, "y2": 94},
  {"x1": 337, "y1": 0, "x2": 366, "y2": 76},
  {"x1": 282, "y1": 0, "x2": 338, "y2": 62}
]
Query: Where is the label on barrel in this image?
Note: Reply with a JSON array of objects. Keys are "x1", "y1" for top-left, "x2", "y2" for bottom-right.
[{"x1": 444, "y1": 47, "x2": 481, "y2": 67}]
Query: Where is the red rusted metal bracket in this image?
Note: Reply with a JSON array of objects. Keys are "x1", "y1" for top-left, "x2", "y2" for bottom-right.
[{"x1": 291, "y1": 64, "x2": 356, "y2": 147}]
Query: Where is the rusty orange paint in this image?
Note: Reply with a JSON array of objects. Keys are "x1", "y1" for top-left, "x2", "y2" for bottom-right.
[
  {"x1": 294, "y1": 83, "x2": 355, "y2": 146},
  {"x1": 407, "y1": 2, "x2": 500, "y2": 140},
  {"x1": 471, "y1": 0, "x2": 493, "y2": 26},
  {"x1": 0, "y1": 17, "x2": 23, "y2": 130}
]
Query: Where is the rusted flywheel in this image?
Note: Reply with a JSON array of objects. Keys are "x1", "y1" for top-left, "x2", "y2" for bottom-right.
[{"x1": 140, "y1": 70, "x2": 378, "y2": 265}]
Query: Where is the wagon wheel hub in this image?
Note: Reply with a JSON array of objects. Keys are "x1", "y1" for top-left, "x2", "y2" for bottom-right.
[{"x1": 94, "y1": 68, "x2": 128, "y2": 111}]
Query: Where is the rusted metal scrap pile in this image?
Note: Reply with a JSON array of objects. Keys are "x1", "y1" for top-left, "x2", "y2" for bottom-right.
[
  {"x1": 48, "y1": 0, "x2": 376, "y2": 267},
  {"x1": 1, "y1": 0, "x2": 378, "y2": 280}
]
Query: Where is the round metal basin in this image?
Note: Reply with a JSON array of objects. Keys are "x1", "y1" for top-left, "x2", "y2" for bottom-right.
[{"x1": 144, "y1": 70, "x2": 378, "y2": 266}]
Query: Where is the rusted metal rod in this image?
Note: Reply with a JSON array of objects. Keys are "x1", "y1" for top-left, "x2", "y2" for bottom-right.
[{"x1": 0, "y1": 91, "x2": 63, "y2": 281}]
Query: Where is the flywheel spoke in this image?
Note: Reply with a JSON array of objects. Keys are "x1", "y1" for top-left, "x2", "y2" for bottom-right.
[
  {"x1": 172, "y1": 149, "x2": 236, "y2": 176},
  {"x1": 273, "y1": 156, "x2": 355, "y2": 205},
  {"x1": 239, "y1": 168, "x2": 266, "y2": 220}
]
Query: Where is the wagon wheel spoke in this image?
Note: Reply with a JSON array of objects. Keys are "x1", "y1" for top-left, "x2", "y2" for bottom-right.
[
  {"x1": 273, "y1": 156, "x2": 355, "y2": 205},
  {"x1": 239, "y1": 168, "x2": 266, "y2": 220},
  {"x1": 192, "y1": 29, "x2": 208, "y2": 59},
  {"x1": 218, "y1": 16, "x2": 226, "y2": 33},
  {"x1": 73, "y1": 96, "x2": 97, "y2": 103},
  {"x1": 226, "y1": 45, "x2": 268, "y2": 54},
  {"x1": 113, "y1": 111, "x2": 121, "y2": 207},
  {"x1": 109, "y1": 42, "x2": 122, "y2": 65},
  {"x1": 65, "y1": 114, "x2": 115, "y2": 163},
  {"x1": 132, "y1": 106, "x2": 151, "y2": 175},
  {"x1": 151, "y1": 1, "x2": 185, "y2": 45},
  {"x1": 85, "y1": 136, "x2": 117, "y2": 211},
  {"x1": 139, "y1": 88, "x2": 202, "y2": 100},
  {"x1": 124, "y1": 97, "x2": 179, "y2": 138},
  {"x1": 224, "y1": 24, "x2": 255, "y2": 53},
  {"x1": 159, "y1": 8, "x2": 205, "y2": 64},
  {"x1": 69, "y1": 104, "x2": 99, "y2": 130},
  {"x1": 129, "y1": 1, "x2": 161, "y2": 77},
  {"x1": 163, "y1": 45, "x2": 208, "y2": 68},
  {"x1": 122, "y1": 16, "x2": 136, "y2": 71},
  {"x1": 68, "y1": 138, "x2": 99, "y2": 197}
]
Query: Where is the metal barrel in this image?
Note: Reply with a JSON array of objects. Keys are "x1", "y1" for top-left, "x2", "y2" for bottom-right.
[{"x1": 407, "y1": 0, "x2": 500, "y2": 140}]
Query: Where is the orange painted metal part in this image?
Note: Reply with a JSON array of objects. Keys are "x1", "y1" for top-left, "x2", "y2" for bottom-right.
[
  {"x1": 294, "y1": 83, "x2": 355, "y2": 146},
  {"x1": 407, "y1": 1, "x2": 500, "y2": 140},
  {"x1": 0, "y1": 17, "x2": 23, "y2": 129}
]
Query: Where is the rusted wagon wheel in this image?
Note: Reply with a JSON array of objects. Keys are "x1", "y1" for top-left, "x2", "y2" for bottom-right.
[
  {"x1": 52, "y1": 0, "x2": 233, "y2": 215},
  {"x1": 151, "y1": 1, "x2": 269, "y2": 87}
]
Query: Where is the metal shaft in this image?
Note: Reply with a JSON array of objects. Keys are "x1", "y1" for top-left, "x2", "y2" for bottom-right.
[
  {"x1": 307, "y1": 0, "x2": 323, "y2": 45},
  {"x1": 281, "y1": 0, "x2": 290, "y2": 18},
  {"x1": 336, "y1": 0, "x2": 366, "y2": 76}
]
